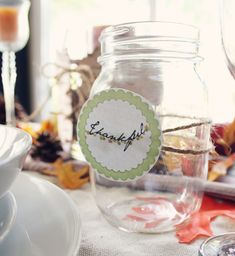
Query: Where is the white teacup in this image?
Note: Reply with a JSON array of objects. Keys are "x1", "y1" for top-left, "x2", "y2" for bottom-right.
[{"x1": 0, "y1": 125, "x2": 32, "y2": 199}]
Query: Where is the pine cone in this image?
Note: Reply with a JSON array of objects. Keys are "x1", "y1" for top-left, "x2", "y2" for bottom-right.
[{"x1": 31, "y1": 132, "x2": 63, "y2": 163}]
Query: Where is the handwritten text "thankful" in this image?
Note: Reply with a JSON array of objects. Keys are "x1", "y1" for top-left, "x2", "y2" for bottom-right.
[{"x1": 88, "y1": 121, "x2": 148, "y2": 151}]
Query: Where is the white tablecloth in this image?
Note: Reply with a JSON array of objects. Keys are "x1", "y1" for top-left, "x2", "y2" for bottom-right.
[{"x1": 28, "y1": 172, "x2": 235, "y2": 256}]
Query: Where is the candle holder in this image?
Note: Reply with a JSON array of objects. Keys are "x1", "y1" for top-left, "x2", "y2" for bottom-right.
[{"x1": 0, "y1": 0, "x2": 30, "y2": 126}]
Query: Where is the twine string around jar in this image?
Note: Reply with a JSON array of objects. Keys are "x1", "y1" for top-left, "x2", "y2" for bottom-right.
[{"x1": 161, "y1": 118, "x2": 212, "y2": 155}]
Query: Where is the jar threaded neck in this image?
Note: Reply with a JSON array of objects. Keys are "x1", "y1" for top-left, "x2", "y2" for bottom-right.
[{"x1": 98, "y1": 21, "x2": 200, "y2": 63}]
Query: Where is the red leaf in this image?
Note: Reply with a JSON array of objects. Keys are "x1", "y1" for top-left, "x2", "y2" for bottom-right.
[{"x1": 176, "y1": 196, "x2": 235, "y2": 244}]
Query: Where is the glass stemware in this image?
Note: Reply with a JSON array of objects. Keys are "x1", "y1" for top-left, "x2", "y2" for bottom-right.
[
  {"x1": 0, "y1": 0, "x2": 30, "y2": 126},
  {"x1": 199, "y1": 233, "x2": 235, "y2": 256},
  {"x1": 220, "y1": 0, "x2": 235, "y2": 79},
  {"x1": 200, "y1": 0, "x2": 235, "y2": 255}
]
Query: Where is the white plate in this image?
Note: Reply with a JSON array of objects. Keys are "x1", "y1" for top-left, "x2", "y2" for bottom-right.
[
  {"x1": 0, "y1": 192, "x2": 17, "y2": 242},
  {"x1": 0, "y1": 173, "x2": 81, "y2": 256}
]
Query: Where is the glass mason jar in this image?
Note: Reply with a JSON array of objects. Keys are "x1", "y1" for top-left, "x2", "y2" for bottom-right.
[{"x1": 85, "y1": 21, "x2": 211, "y2": 233}]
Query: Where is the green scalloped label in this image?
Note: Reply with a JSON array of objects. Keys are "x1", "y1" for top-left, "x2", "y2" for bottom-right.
[{"x1": 77, "y1": 89, "x2": 162, "y2": 181}]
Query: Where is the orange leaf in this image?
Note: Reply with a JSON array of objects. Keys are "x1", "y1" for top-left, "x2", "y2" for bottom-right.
[
  {"x1": 176, "y1": 196, "x2": 235, "y2": 243},
  {"x1": 224, "y1": 118, "x2": 235, "y2": 146},
  {"x1": 208, "y1": 153, "x2": 235, "y2": 181},
  {"x1": 39, "y1": 119, "x2": 58, "y2": 135},
  {"x1": 42, "y1": 159, "x2": 89, "y2": 189}
]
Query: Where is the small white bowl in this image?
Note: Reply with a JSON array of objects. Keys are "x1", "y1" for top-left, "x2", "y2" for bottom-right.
[{"x1": 0, "y1": 125, "x2": 32, "y2": 199}]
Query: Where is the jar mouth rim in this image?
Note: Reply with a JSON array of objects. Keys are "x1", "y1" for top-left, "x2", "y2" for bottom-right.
[
  {"x1": 100, "y1": 21, "x2": 199, "y2": 42},
  {"x1": 99, "y1": 21, "x2": 200, "y2": 62}
]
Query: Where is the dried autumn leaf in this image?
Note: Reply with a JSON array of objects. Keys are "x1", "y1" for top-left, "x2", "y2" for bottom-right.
[
  {"x1": 43, "y1": 159, "x2": 89, "y2": 189},
  {"x1": 20, "y1": 119, "x2": 58, "y2": 139},
  {"x1": 58, "y1": 165, "x2": 89, "y2": 189},
  {"x1": 211, "y1": 119, "x2": 235, "y2": 156},
  {"x1": 224, "y1": 118, "x2": 235, "y2": 146},
  {"x1": 208, "y1": 153, "x2": 235, "y2": 181},
  {"x1": 176, "y1": 196, "x2": 235, "y2": 244},
  {"x1": 39, "y1": 119, "x2": 58, "y2": 135}
]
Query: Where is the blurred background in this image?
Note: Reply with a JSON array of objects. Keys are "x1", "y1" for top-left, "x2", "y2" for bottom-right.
[{"x1": 1, "y1": 0, "x2": 235, "y2": 123}]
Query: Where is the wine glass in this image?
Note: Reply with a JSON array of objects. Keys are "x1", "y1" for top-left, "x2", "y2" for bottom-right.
[
  {"x1": 220, "y1": 0, "x2": 235, "y2": 79},
  {"x1": 199, "y1": 0, "x2": 235, "y2": 255},
  {"x1": 0, "y1": 0, "x2": 30, "y2": 126}
]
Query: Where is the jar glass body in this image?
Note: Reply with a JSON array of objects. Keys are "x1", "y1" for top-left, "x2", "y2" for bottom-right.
[{"x1": 88, "y1": 22, "x2": 211, "y2": 233}]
